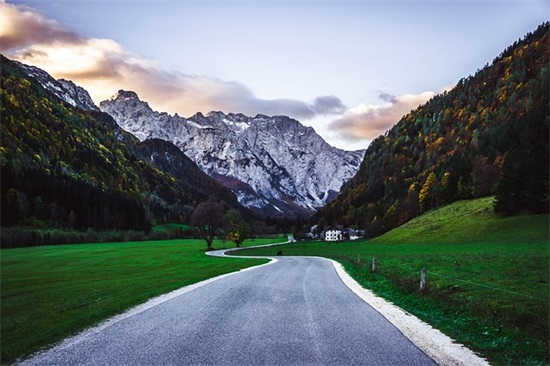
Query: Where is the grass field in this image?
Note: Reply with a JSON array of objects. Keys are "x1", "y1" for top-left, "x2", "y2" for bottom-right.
[
  {"x1": 0, "y1": 237, "x2": 284, "y2": 364},
  {"x1": 235, "y1": 198, "x2": 549, "y2": 365},
  {"x1": 151, "y1": 223, "x2": 190, "y2": 232}
]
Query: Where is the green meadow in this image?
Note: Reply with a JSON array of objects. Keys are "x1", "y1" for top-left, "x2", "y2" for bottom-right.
[
  {"x1": 0, "y1": 238, "x2": 282, "y2": 365},
  {"x1": 2, "y1": 198, "x2": 548, "y2": 365},
  {"x1": 236, "y1": 198, "x2": 549, "y2": 365}
]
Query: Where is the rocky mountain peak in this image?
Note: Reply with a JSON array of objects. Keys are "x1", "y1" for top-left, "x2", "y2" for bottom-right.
[
  {"x1": 111, "y1": 90, "x2": 140, "y2": 101},
  {"x1": 206, "y1": 111, "x2": 227, "y2": 119},
  {"x1": 100, "y1": 93, "x2": 366, "y2": 217}
]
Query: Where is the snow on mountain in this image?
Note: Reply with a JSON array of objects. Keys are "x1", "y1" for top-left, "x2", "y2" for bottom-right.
[
  {"x1": 16, "y1": 62, "x2": 98, "y2": 111},
  {"x1": 101, "y1": 90, "x2": 365, "y2": 217},
  {"x1": 57, "y1": 79, "x2": 99, "y2": 111}
]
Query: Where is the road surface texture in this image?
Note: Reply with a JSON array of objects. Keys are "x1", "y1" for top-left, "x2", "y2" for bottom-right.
[{"x1": 20, "y1": 253, "x2": 484, "y2": 365}]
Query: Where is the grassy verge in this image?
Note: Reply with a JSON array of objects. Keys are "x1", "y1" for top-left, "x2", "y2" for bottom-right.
[
  {"x1": 235, "y1": 198, "x2": 549, "y2": 365},
  {"x1": 0, "y1": 237, "x2": 284, "y2": 365}
]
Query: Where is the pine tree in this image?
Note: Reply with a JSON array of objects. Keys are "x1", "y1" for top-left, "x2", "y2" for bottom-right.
[
  {"x1": 457, "y1": 177, "x2": 471, "y2": 200},
  {"x1": 494, "y1": 150, "x2": 522, "y2": 215},
  {"x1": 5, "y1": 188, "x2": 20, "y2": 226},
  {"x1": 440, "y1": 172, "x2": 453, "y2": 204}
]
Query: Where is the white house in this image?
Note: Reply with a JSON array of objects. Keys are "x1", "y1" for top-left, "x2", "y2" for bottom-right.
[
  {"x1": 349, "y1": 228, "x2": 365, "y2": 240},
  {"x1": 324, "y1": 225, "x2": 343, "y2": 241}
]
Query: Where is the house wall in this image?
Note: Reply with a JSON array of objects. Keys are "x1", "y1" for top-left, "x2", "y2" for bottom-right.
[{"x1": 325, "y1": 230, "x2": 341, "y2": 241}]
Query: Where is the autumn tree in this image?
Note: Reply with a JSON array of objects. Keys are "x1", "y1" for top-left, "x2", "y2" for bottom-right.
[
  {"x1": 407, "y1": 182, "x2": 420, "y2": 219},
  {"x1": 225, "y1": 209, "x2": 250, "y2": 247},
  {"x1": 191, "y1": 201, "x2": 226, "y2": 250},
  {"x1": 419, "y1": 173, "x2": 439, "y2": 214}
]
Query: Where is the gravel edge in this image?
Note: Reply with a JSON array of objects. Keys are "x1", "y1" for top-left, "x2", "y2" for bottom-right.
[{"x1": 329, "y1": 258, "x2": 489, "y2": 366}]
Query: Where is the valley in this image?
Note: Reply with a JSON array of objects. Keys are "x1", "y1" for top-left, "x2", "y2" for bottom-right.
[{"x1": 0, "y1": 10, "x2": 548, "y2": 366}]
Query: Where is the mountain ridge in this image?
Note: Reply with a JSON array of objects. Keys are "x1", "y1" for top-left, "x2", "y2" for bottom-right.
[
  {"x1": 100, "y1": 91, "x2": 365, "y2": 217},
  {"x1": 14, "y1": 60, "x2": 99, "y2": 111}
]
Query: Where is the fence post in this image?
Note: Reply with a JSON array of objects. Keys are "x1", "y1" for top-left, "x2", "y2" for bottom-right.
[
  {"x1": 420, "y1": 268, "x2": 427, "y2": 294},
  {"x1": 372, "y1": 257, "x2": 376, "y2": 272}
]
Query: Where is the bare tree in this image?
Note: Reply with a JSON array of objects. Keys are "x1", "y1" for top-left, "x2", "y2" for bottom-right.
[{"x1": 191, "y1": 201, "x2": 226, "y2": 250}]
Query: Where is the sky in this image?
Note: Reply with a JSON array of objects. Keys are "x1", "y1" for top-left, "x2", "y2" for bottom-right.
[{"x1": 1, "y1": 0, "x2": 547, "y2": 150}]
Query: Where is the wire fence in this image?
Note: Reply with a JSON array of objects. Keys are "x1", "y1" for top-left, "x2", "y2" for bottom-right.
[
  {"x1": 428, "y1": 270, "x2": 549, "y2": 302},
  {"x1": 342, "y1": 254, "x2": 549, "y2": 302}
]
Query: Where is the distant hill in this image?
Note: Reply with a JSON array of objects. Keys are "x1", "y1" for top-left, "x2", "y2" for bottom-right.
[
  {"x1": 0, "y1": 55, "x2": 242, "y2": 232},
  {"x1": 314, "y1": 23, "x2": 549, "y2": 235}
]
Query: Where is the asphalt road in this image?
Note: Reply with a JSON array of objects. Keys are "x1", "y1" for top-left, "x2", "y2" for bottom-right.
[{"x1": 22, "y1": 256, "x2": 437, "y2": 365}]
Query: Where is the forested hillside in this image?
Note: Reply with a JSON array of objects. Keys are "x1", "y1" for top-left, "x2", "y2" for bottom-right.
[
  {"x1": 0, "y1": 55, "x2": 241, "y2": 235},
  {"x1": 314, "y1": 23, "x2": 549, "y2": 236}
]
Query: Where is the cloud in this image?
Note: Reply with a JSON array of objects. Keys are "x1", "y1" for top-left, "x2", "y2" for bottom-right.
[
  {"x1": 311, "y1": 95, "x2": 347, "y2": 115},
  {"x1": 0, "y1": 1, "x2": 346, "y2": 121},
  {"x1": 378, "y1": 92, "x2": 398, "y2": 103},
  {"x1": 328, "y1": 91, "x2": 438, "y2": 140},
  {"x1": 0, "y1": 1, "x2": 82, "y2": 50}
]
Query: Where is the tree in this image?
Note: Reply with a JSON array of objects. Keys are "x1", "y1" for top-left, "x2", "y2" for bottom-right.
[
  {"x1": 317, "y1": 217, "x2": 328, "y2": 237},
  {"x1": 33, "y1": 196, "x2": 49, "y2": 220},
  {"x1": 407, "y1": 182, "x2": 420, "y2": 219},
  {"x1": 419, "y1": 173, "x2": 439, "y2": 214},
  {"x1": 68, "y1": 210, "x2": 77, "y2": 230},
  {"x1": 191, "y1": 201, "x2": 226, "y2": 250},
  {"x1": 5, "y1": 188, "x2": 20, "y2": 226},
  {"x1": 457, "y1": 177, "x2": 471, "y2": 199},
  {"x1": 382, "y1": 199, "x2": 398, "y2": 231},
  {"x1": 494, "y1": 148, "x2": 526, "y2": 215},
  {"x1": 439, "y1": 172, "x2": 454, "y2": 205},
  {"x1": 225, "y1": 209, "x2": 250, "y2": 247}
]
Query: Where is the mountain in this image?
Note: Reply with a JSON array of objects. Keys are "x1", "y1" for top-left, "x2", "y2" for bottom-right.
[
  {"x1": 100, "y1": 93, "x2": 365, "y2": 217},
  {"x1": 313, "y1": 23, "x2": 549, "y2": 236},
  {"x1": 0, "y1": 55, "x2": 243, "y2": 232},
  {"x1": 134, "y1": 138, "x2": 241, "y2": 210},
  {"x1": 14, "y1": 61, "x2": 99, "y2": 111}
]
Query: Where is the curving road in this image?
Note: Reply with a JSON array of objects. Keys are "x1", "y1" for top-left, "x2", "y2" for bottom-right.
[{"x1": 22, "y1": 255, "x2": 437, "y2": 365}]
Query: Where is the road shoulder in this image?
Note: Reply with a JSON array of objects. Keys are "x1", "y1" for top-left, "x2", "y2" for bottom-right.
[{"x1": 329, "y1": 259, "x2": 489, "y2": 366}]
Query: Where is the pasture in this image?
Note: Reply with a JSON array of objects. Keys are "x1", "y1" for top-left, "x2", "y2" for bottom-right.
[{"x1": 1, "y1": 238, "x2": 281, "y2": 364}]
